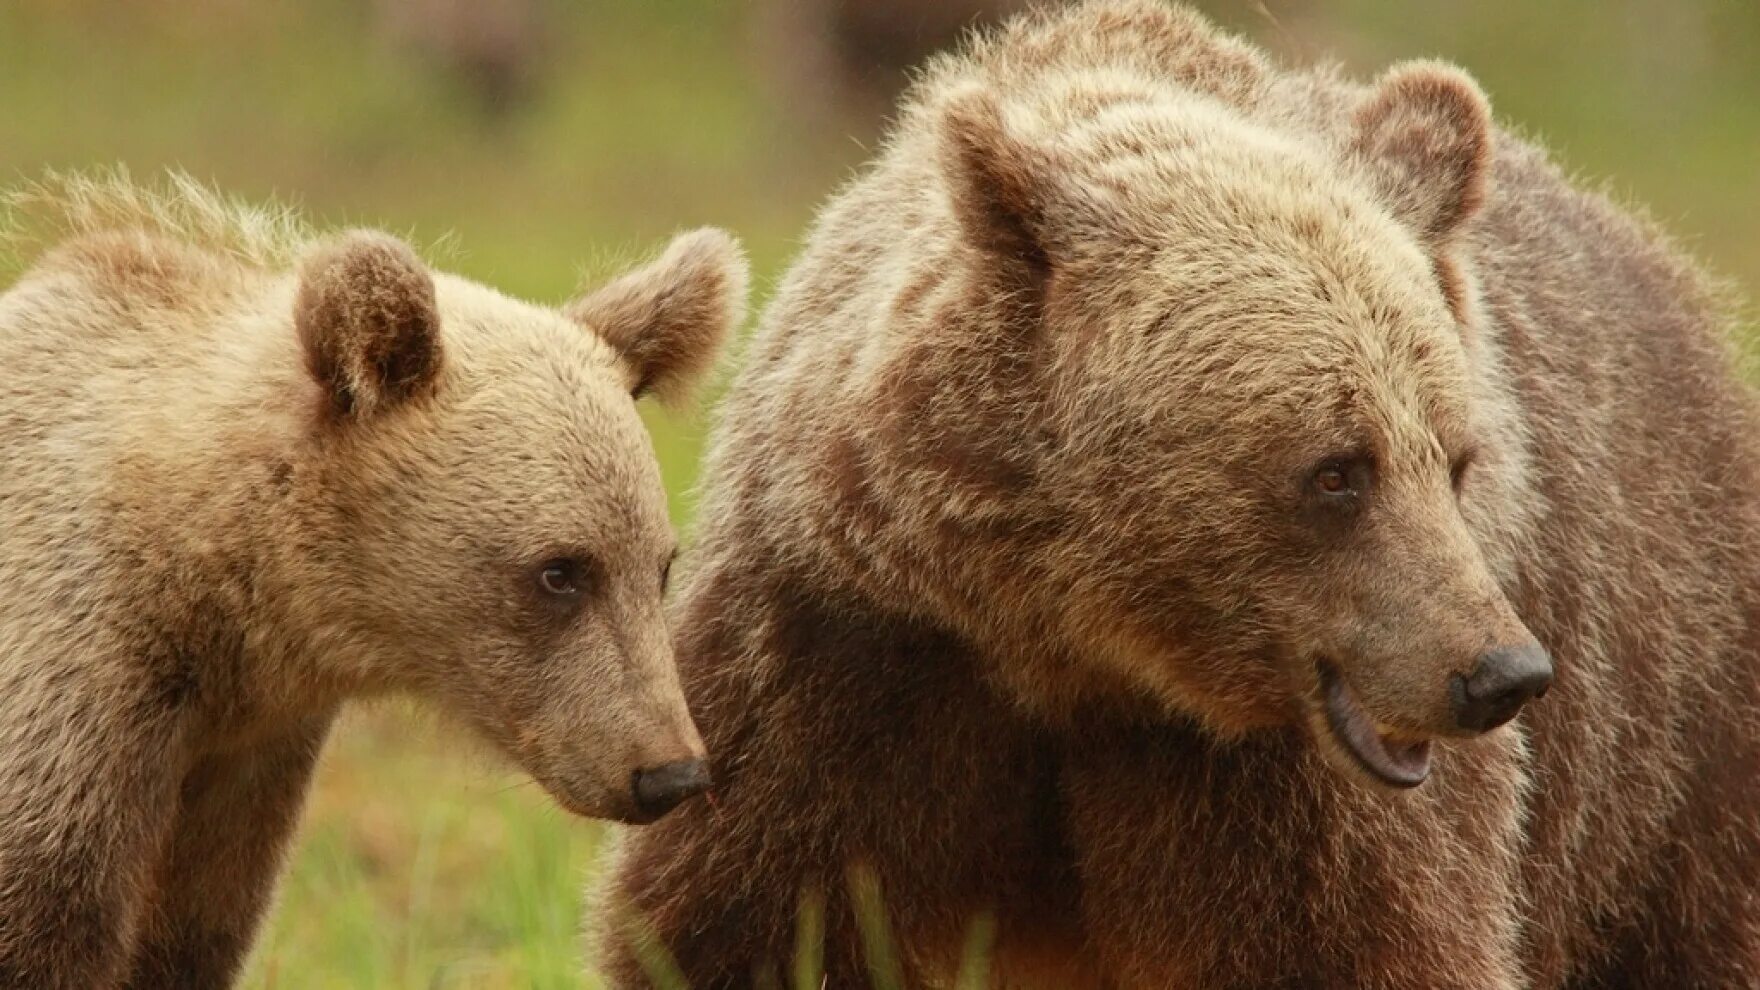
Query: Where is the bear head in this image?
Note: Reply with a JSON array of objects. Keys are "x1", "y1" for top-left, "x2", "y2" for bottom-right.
[
  {"x1": 851, "y1": 61, "x2": 1546, "y2": 790},
  {"x1": 290, "y1": 227, "x2": 745, "y2": 820}
]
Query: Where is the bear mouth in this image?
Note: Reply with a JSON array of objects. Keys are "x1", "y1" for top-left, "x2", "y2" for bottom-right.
[{"x1": 1317, "y1": 662, "x2": 1432, "y2": 788}]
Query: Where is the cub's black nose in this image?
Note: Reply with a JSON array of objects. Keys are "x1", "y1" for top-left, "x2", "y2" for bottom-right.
[
  {"x1": 1451, "y1": 643, "x2": 1553, "y2": 733},
  {"x1": 632, "y1": 759, "x2": 712, "y2": 819}
]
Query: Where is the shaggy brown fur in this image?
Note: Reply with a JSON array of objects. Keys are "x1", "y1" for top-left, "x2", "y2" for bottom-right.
[
  {"x1": 0, "y1": 173, "x2": 746, "y2": 989},
  {"x1": 602, "y1": 3, "x2": 1760, "y2": 987}
]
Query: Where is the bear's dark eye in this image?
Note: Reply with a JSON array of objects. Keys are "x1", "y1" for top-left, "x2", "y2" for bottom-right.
[
  {"x1": 660, "y1": 552, "x2": 675, "y2": 593},
  {"x1": 1307, "y1": 455, "x2": 1373, "y2": 508},
  {"x1": 536, "y1": 558, "x2": 588, "y2": 599}
]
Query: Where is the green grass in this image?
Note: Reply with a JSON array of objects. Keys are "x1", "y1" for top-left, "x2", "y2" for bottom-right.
[
  {"x1": 0, "y1": 0, "x2": 1753, "y2": 984},
  {"x1": 240, "y1": 706, "x2": 606, "y2": 988}
]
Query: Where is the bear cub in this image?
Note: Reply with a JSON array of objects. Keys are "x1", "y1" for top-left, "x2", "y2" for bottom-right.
[{"x1": 0, "y1": 173, "x2": 746, "y2": 989}]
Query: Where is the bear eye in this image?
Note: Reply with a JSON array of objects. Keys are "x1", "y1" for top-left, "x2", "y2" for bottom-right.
[
  {"x1": 1308, "y1": 455, "x2": 1371, "y2": 502},
  {"x1": 660, "y1": 552, "x2": 675, "y2": 593},
  {"x1": 536, "y1": 558, "x2": 589, "y2": 599}
]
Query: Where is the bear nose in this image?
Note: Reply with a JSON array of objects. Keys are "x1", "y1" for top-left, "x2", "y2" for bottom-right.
[
  {"x1": 1450, "y1": 643, "x2": 1553, "y2": 733},
  {"x1": 631, "y1": 759, "x2": 712, "y2": 820}
]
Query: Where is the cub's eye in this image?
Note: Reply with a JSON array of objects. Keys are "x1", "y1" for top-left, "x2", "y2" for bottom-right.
[
  {"x1": 1308, "y1": 455, "x2": 1371, "y2": 502},
  {"x1": 660, "y1": 555, "x2": 674, "y2": 593},
  {"x1": 536, "y1": 558, "x2": 586, "y2": 598}
]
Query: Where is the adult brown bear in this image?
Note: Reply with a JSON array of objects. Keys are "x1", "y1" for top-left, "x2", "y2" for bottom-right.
[{"x1": 603, "y1": 2, "x2": 1760, "y2": 986}]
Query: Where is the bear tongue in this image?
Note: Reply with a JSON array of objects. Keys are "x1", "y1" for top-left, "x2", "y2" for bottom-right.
[{"x1": 1319, "y1": 665, "x2": 1432, "y2": 789}]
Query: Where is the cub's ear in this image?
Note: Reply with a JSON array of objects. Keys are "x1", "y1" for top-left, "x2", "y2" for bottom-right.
[
  {"x1": 1350, "y1": 61, "x2": 1494, "y2": 248},
  {"x1": 938, "y1": 87, "x2": 1059, "y2": 292},
  {"x1": 566, "y1": 228, "x2": 748, "y2": 404},
  {"x1": 295, "y1": 231, "x2": 441, "y2": 420}
]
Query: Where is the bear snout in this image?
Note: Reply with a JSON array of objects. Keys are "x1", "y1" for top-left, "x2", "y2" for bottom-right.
[
  {"x1": 629, "y1": 758, "x2": 713, "y2": 822},
  {"x1": 1448, "y1": 642, "x2": 1553, "y2": 733}
]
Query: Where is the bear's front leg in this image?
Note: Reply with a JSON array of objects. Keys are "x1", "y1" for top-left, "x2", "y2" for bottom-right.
[
  {"x1": 0, "y1": 656, "x2": 190, "y2": 989},
  {"x1": 1062, "y1": 723, "x2": 1529, "y2": 990},
  {"x1": 123, "y1": 711, "x2": 335, "y2": 990}
]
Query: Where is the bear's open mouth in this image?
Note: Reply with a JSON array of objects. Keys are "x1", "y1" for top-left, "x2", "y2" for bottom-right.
[{"x1": 1317, "y1": 663, "x2": 1432, "y2": 788}]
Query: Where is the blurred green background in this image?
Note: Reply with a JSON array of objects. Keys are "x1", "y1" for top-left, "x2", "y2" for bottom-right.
[{"x1": 1, "y1": 1, "x2": 1752, "y2": 986}]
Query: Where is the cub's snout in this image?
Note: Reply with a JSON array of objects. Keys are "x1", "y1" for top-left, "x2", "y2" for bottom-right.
[{"x1": 631, "y1": 758, "x2": 713, "y2": 822}]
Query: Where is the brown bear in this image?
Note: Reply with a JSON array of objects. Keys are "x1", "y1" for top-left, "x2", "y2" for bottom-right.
[
  {"x1": 601, "y1": 2, "x2": 1760, "y2": 987},
  {"x1": 0, "y1": 172, "x2": 746, "y2": 989}
]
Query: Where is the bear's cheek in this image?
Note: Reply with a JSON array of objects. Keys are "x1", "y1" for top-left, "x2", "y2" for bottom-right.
[
  {"x1": 1078, "y1": 576, "x2": 1304, "y2": 731},
  {"x1": 1089, "y1": 514, "x2": 1349, "y2": 727}
]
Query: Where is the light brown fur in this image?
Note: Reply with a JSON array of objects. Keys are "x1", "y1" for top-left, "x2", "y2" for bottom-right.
[
  {"x1": 604, "y1": 3, "x2": 1760, "y2": 987},
  {"x1": 0, "y1": 173, "x2": 747, "y2": 988}
]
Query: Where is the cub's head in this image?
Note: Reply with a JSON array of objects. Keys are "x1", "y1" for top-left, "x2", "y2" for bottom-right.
[
  {"x1": 292, "y1": 228, "x2": 745, "y2": 821},
  {"x1": 907, "y1": 63, "x2": 1546, "y2": 789}
]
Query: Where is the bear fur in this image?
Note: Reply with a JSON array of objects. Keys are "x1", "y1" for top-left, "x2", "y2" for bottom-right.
[
  {"x1": 0, "y1": 172, "x2": 746, "y2": 988},
  {"x1": 602, "y1": 3, "x2": 1760, "y2": 987}
]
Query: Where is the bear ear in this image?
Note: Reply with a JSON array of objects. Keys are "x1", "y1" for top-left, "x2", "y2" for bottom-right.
[
  {"x1": 295, "y1": 231, "x2": 442, "y2": 421},
  {"x1": 1350, "y1": 61, "x2": 1494, "y2": 248},
  {"x1": 938, "y1": 87, "x2": 1059, "y2": 293},
  {"x1": 565, "y1": 228, "x2": 748, "y2": 405}
]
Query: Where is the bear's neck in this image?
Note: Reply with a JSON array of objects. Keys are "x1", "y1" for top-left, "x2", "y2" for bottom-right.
[
  {"x1": 691, "y1": 501, "x2": 1160, "y2": 730},
  {"x1": 126, "y1": 311, "x2": 375, "y2": 733}
]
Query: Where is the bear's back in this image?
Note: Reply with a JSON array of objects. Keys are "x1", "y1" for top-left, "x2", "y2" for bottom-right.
[
  {"x1": 0, "y1": 232, "x2": 300, "y2": 654},
  {"x1": 1, "y1": 230, "x2": 288, "y2": 430}
]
